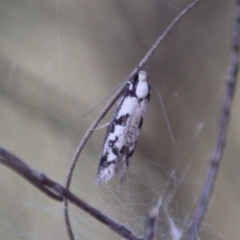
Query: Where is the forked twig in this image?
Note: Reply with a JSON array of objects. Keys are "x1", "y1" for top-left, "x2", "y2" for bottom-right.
[
  {"x1": 0, "y1": 147, "x2": 63, "y2": 202},
  {"x1": 0, "y1": 147, "x2": 138, "y2": 240},
  {"x1": 187, "y1": 1, "x2": 240, "y2": 239},
  {"x1": 63, "y1": 1, "x2": 202, "y2": 239}
]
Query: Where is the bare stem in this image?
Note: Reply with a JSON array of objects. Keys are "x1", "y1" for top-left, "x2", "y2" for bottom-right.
[
  {"x1": 187, "y1": 1, "x2": 240, "y2": 239},
  {"x1": 130, "y1": 0, "x2": 201, "y2": 77}
]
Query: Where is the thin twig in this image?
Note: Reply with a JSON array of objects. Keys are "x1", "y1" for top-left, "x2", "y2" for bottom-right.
[
  {"x1": 63, "y1": 88, "x2": 124, "y2": 240},
  {"x1": 130, "y1": 0, "x2": 201, "y2": 77},
  {"x1": 0, "y1": 147, "x2": 138, "y2": 240},
  {"x1": 63, "y1": 1, "x2": 202, "y2": 239},
  {"x1": 187, "y1": 1, "x2": 240, "y2": 239}
]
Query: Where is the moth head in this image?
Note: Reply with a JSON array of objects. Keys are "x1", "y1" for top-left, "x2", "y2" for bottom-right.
[
  {"x1": 130, "y1": 71, "x2": 149, "y2": 84},
  {"x1": 138, "y1": 71, "x2": 149, "y2": 82},
  {"x1": 128, "y1": 71, "x2": 150, "y2": 99}
]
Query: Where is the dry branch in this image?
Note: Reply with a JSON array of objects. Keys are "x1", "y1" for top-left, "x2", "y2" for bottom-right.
[
  {"x1": 187, "y1": 1, "x2": 240, "y2": 239},
  {"x1": 0, "y1": 147, "x2": 138, "y2": 240}
]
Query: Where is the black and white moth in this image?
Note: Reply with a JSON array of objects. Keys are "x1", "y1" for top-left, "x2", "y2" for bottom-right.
[{"x1": 97, "y1": 71, "x2": 151, "y2": 184}]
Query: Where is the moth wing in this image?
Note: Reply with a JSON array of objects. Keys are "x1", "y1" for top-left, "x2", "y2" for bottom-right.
[{"x1": 97, "y1": 156, "x2": 117, "y2": 183}]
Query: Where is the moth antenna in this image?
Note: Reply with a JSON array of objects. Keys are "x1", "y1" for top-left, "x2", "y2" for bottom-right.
[
  {"x1": 83, "y1": 80, "x2": 126, "y2": 118},
  {"x1": 150, "y1": 79, "x2": 175, "y2": 143}
]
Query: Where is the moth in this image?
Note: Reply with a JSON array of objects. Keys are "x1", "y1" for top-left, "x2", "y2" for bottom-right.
[{"x1": 97, "y1": 71, "x2": 151, "y2": 185}]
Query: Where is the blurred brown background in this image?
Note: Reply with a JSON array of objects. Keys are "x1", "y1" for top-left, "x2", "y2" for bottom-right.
[{"x1": 0, "y1": 0, "x2": 239, "y2": 239}]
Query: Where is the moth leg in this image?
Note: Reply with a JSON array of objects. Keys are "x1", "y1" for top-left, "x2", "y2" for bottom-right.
[
  {"x1": 88, "y1": 122, "x2": 109, "y2": 131},
  {"x1": 116, "y1": 154, "x2": 129, "y2": 190},
  {"x1": 118, "y1": 172, "x2": 126, "y2": 191}
]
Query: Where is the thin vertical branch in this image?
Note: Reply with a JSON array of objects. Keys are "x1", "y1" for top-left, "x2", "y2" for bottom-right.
[
  {"x1": 63, "y1": 1, "x2": 202, "y2": 239},
  {"x1": 187, "y1": 1, "x2": 240, "y2": 239}
]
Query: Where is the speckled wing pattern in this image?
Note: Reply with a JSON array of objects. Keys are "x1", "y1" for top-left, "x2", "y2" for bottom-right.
[{"x1": 97, "y1": 71, "x2": 151, "y2": 184}]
